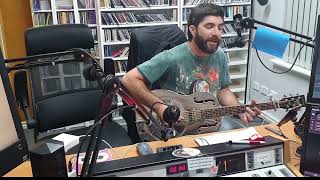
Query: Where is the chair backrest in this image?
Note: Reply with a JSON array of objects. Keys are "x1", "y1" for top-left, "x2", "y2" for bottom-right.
[
  {"x1": 24, "y1": 24, "x2": 101, "y2": 132},
  {"x1": 122, "y1": 25, "x2": 187, "y2": 143},
  {"x1": 127, "y1": 24, "x2": 187, "y2": 72},
  {"x1": 25, "y1": 24, "x2": 94, "y2": 56}
]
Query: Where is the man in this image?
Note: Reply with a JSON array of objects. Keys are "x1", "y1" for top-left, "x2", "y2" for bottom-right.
[{"x1": 121, "y1": 3, "x2": 261, "y2": 136}]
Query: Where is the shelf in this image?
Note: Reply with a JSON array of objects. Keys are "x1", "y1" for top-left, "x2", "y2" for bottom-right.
[
  {"x1": 33, "y1": 10, "x2": 53, "y2": 13},
  {"x1": 224, "y1": 47, "x2": 248, "y2": 52},
  {"x1": 230, "y1": 86, "x2": 246, "y2": 93},
  {"x1": 183, "y1": 2, "x2": 251, "y2": 8},
  {"x1": 230, "y1": 73, "x2": 246, "y2": 79},
  {"x1": 56, "y1": 9, "x2": 75, "y2": 12},
  {"x1": 228, "y1": 60, "x2": 247, "y2": 66},
  {"x1": 115, "y1": 72, "x2": 126, "y2": 76},
  {"x1": 223, "y1": 32, "x2": 249, "y2": 38},
  {"x1": 78, "y1": 8, "x2": 96, "y2": 11},
  {"x1": 103, "y1": 41, "x2": 130, "y2": 45},
  {"x1": 100, "y1": 6, "x2": 178, "y2": 12},
  {"x1": 113, "y1": 57, "x2": 128, "y2": 61},
  {"x1": 101, "y1": 21, "x2": 178, "y2": 28}
]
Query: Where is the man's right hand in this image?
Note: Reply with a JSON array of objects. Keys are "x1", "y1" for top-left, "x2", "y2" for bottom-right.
[{"x1": 153, "y1": 103, "x2": 168, "y2": 124}]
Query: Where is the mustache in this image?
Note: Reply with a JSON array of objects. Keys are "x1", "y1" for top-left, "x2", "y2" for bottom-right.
[{"x1": 207, "y1": 36, "x2": 220, "y2": 42}]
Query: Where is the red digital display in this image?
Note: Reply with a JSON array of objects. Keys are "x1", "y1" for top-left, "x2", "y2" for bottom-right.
[{"x1": 166, "y1": 164, "x2": 188, "y2": 175}]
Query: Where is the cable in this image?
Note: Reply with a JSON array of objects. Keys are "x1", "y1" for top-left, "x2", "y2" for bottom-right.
[
  {"x1": 122, "y1": 144, "x2": 139, "y2": 159},
  {"x1": 255, "y1": 92, "x2": 277, "y2": 125},
  {"x1": 248, "y1": 39, "x2": 313, "y2": 74},
  {"x1": 78, "y1": 135, "x2": 121, "y2": 159},
  {"x1": 76, "y1": 105, "x2": 134, "y2": 177}
]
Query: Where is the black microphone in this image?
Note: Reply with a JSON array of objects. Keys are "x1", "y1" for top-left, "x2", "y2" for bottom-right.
[
  {"x1": 233, "y1": 14, "x2": 243, "y2": 37},
  {"x1": 83, "y1": 64, "x2": 104, "y2": 81},
  {"x1": 226, "y1": 37, "x2": 248, "y2": 48},
  {"x1": 163, "y1": 105, "x2": 180, "y2": 127},
  {"x1": 257, "y1": 0, "x2": 269, "y2": 6}
]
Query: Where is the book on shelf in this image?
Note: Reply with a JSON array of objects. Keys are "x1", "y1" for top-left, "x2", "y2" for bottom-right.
[
  {"x1": 111, "y1": 46, "x2": 129, "y2": 58},
  {"x1": 79, "y1": 11, "x2": 96, "y2": 24},
  {"x1": 34, "y1": 13, "x2": 53, "y2": 26},
  {"x1": 185, "y1": 0, "x2": 250, "y2": 5},
  {"x1": 33, "y1": 0, "x2": 51, "y2": 11},
  {"x1": 78, "y1": 0, "x2": 95, "y2": 9},
  {"x1": 101, "y1": 12, "x2": 171, "y2": 25},
  {"x1": 57, "y1": 12, "x2": 75, "y2": 24}
]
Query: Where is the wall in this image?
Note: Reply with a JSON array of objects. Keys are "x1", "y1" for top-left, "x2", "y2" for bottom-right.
[
  {"x1": 247, "y1": 0, "x2": 311, "y2": 122},
  {"x1": 0, "y1": 0, "x2": 32, "y2": 58},
  {"x1": 0, "y1": 0, "x2": 33, "y2": 122}
]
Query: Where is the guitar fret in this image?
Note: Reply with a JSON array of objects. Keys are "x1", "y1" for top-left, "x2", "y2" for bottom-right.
[
  {"x1": 190, "y1": 96, "x2": 303, "y2": 122},
  {"x1": 201, "y1": 102, "x2": 277, "y2": 119}
]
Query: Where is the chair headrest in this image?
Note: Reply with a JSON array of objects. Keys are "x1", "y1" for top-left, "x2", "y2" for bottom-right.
[{"x1": 25, "y1": 24, "x2": 94, "y2": 56}]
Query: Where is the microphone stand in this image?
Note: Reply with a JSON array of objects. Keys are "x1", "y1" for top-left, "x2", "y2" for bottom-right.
[
  {"x1": 80, "y1": 75, "x2": 121, "y2": 177},
  {"x1": 232, "y1": 14, "x2": 315, "y2": 102},
  {"x1": 4, "y1": 50, "x2": 88, "y2": 72},
  {"x1": 80, "y1": 75, "x2": 177, "y2": 177}
]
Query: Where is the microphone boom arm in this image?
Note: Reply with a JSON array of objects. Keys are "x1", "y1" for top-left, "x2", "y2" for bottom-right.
[{"x1": 240, "y1": 17, "x2": 314, "y2": 48}]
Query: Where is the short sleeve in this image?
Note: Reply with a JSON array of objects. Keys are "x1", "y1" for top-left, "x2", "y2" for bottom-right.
[
  {"x1": 137, "y1": 51, "x2": 171, "y2": 86},
  {"x1": 219, "y1": 51, "x2": 232, "y2": 89}
]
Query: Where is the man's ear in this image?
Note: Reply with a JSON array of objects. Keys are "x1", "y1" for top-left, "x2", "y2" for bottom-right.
[{"x1": 189, "y1": 25, "x2": 196, "y2": 38}]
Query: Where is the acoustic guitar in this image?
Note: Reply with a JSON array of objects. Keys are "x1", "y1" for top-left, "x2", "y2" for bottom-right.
[{"x1": 134, "y1": 89, "x2": 305, "y2": 142}]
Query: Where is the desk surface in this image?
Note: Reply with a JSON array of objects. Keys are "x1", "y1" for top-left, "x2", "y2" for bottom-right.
[{"x1": 4, "y1": 122, "x2": 302, "y2": 177}]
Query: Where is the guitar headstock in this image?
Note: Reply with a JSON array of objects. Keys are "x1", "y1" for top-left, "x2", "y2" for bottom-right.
[{"x1": 279, "y1": 95, "x2": 306, "y2": 109}]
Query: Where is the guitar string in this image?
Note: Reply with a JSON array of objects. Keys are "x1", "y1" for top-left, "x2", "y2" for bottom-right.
[
  {"x1": 146, "y1": 99, "x2": 300, "y2": 125},
  {"x1": 169, "y1": 99, "x2": 298, "y2": 123}
]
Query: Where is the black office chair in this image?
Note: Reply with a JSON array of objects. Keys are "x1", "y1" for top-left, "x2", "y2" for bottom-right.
[
  {"x1": 14, "y1": 24, "x2": 132, "y2": 153},
  {"x1": 121, "y1": 24, "x2": 247, "y2": 142},
  {"x1": 122, "y1": 25, "x2": 188, "y2": 143}
]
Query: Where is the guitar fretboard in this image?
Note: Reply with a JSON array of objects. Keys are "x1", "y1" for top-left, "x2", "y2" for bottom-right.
[{"x1": 199, "y1": 102, "x2": 279, "y2": 119}]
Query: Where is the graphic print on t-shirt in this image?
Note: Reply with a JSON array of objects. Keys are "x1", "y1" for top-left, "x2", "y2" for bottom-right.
[{"x1": 189, "y1": 65, "x2": 220, "y2": 94}]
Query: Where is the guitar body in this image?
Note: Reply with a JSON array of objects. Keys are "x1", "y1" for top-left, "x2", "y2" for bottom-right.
[
  {"x1": 135, "y1": 89, "x2": 223, "y2": 141},
  {"x1": 131, "y1": 89, "x2": 304, "y2": 142}
]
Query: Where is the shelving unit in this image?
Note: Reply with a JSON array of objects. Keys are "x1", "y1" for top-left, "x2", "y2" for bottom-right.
[
  {"x1": 97, "y1": 0, "x2": 179, "y2": 78},
  {"x1": 30, "y1": 0, "x2": 251, "y2": 104}
]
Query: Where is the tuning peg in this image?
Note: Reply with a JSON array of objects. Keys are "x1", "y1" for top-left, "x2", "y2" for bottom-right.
[
  {"x1": 283, "y1": 94, "x2": 288, "y2": 98},
  {"x1": 289, "y1": 93, "x2": 293, "y2": 97}
]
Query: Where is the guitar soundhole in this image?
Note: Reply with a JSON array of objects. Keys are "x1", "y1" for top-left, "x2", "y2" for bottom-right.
[{"x1": 193, "y1": 97, "x2": 216, "y2": 104}]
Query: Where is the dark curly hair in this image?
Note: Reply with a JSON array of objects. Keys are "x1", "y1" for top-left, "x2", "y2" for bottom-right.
[{"x1": 187, "y1": 3, "x2": 225, "y2": 41}]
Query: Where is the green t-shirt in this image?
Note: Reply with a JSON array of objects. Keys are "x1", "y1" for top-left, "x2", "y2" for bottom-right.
[{"x1": 137, "y1": 42, "x2": 231, "y2": 95}]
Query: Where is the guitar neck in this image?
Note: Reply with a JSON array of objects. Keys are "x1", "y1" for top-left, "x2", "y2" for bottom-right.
[{"x1": 201, "y1": 102, "x2": 279, "y2": 119}]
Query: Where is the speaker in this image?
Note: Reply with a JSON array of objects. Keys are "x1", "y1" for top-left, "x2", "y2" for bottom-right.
[{"x1": 29, "y1": 139, "x2": 67, "y2": 177}]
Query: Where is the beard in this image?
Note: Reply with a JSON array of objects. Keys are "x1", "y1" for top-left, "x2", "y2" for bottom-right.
[{"x1": 194, "y1": 31, "x2": 220, "y2": 54}]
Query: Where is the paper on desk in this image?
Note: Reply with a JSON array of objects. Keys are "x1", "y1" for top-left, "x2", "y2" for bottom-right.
[{"x1": 194, "y1": 127, "x2": 260, "y2": 146}]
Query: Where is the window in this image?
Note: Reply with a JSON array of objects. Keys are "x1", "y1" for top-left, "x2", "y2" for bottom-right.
[{"x1": 283, "y1": 0, "x2": 319, "y2": 70}]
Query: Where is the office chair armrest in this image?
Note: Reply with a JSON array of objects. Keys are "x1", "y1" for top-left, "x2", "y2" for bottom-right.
[
  {"x1": 14, "y1": 70, "x2": 37, "y2": 129},
  {"x1": 21, "y1": 105, "x2": 37, "y2": 129}
]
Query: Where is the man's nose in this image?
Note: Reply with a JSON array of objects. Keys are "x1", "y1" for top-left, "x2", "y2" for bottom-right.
[{"x1": 210, "y1": 27, "x2": 221, "y2": 36}]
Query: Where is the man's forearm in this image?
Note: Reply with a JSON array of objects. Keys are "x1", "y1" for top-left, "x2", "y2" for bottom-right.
[
  {"x1": 121, "y1": 68, "x2": 167, "y2": 120},
  {"x1": 217, "y1": 87, "x2": 241, "y2": 106}
]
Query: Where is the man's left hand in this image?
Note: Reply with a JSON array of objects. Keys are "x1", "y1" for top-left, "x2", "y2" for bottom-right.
[{"x1": 238, "y1": 100, "x2": 261, "y2": 123}]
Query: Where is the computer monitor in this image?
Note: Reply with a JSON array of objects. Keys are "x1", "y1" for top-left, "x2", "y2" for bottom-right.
[
  {"x1": 300, "y1": 15, "x2": 320, "y2": 177},
  {"x1": 307, "y1": 15, "x2": 320, "y2": 103},
  {"x1": 0, "y1": 51, "x2": 29, "y2": 176}
]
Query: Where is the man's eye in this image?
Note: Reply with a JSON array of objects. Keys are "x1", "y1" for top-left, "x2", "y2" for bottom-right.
[{"x1": 206, "y1": 25, "x2": 213, "y2": 29}]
